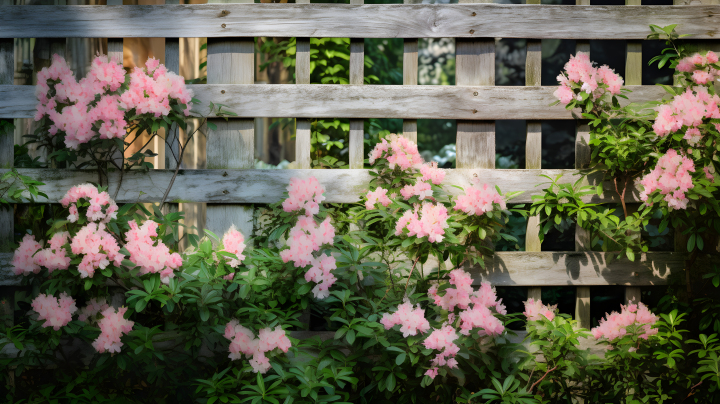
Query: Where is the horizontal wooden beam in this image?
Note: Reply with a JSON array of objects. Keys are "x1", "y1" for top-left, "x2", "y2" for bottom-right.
[
  {"x1": 0, "y1": 84, "x2": 666, "y2": 120},
  {"x1": 0, "y1": 251, "x2": 690, "y2": 286},
  {"x1": 0, "y1": 168, "x2": 643, "y2": 205},
  {"x1": 0, "y1": 4, "x2": 718, "y2": 39}
]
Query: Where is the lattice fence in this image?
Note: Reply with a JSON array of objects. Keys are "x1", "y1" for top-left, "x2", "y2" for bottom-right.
[{"x1": 0, "y1": 0, "x2": 717, "y2": 337}]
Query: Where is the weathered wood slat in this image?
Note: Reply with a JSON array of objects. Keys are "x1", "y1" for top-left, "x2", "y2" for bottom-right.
[
  {"x1": 0, "y1": 167, "x2": 644, "y2": 205},
  {"x1": 0, "y1": 4, "x2": 718, "y2": 39},
  {"x1": 0, "y1": 84, "x2": 667, "y2": 120},
  {"x1": 0, "y1": 251, "x2": 692, "y2": 287}
]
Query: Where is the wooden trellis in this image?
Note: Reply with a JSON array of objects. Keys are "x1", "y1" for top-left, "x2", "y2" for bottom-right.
[{"x1": 0, "y1": 0, "x2": 717, "y2": 333}]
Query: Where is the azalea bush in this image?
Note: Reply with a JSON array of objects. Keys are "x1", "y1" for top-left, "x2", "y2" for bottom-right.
[{"x1": 2, "y1": 26, "x2": 720, "y2": 404}]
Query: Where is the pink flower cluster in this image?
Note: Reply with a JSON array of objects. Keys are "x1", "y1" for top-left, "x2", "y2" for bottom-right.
[
  {"x1": 221, "y1": 227, "x2": 246, "y2": 268},
  {"x1": 676, "y1": 51, "x2": 719, "y2": 85},
  {"x1": 35, "y1": 54, "x2": 192, "y2": 150},
  {"x1": 60, "y1": 184, "x2": 118, "y2": 223},
  {"x1": 125, "y1": 221, "x2": 182, "y2": 284},
  {"x1": 31, "y1": 293, "x2": 77, "y2": 331},
  {"x1": 280, "y1": 215, "x2": 335, "y2": 267},
  {"x1": 400, "y1": 181, "x2": 432, "y2": 200},
  {"x1": 523, "y1": 298, "x2": 556, "y2": 322},
  {"x1": 365, "y1": 187, "x2": 392, "y2": 210},
  {"x1": 33, "y1": 232, "x2": 71, "y2": 273},
  {"x1": 395, "y1": 202, "x2": 450, "y2": 243},
  {"x1": 591, "y1": 302, "x2": 658, "y2": 341},
  {"x1": 653, "y1": 87, "x2": 720, "y2": 138},
  {"x1": 454, "y1": 183, "x2": 506, "y2": 216},
  {"x1": 12, "y1": 234, "x2": 44, "y2": 275},
  {"x1": 282, "y1": 177, "x2": 326, "y2": 217},
  {"x1": 120, "y1": 57, "x2": 193, "y2": 118},
  {"x1": 304, "y1": 254, "x2": 337, "y2": 299},
  {"x1": 92, "y1": 307, "x2": 135, "y2": 353},
  {"x1": 71, "y1": 223, "x2": 124, "y2": 278},
  {"x1": 638, "y1": 149, "x2": 695, "y2": 210},
  {"x1": 380, "y1": 301, "x2": 431, "y2": 337},
  {"x1": 420, "y1": 162, "x2": 446, "y2": 185},
  {"x1": 423, "y1": 325, "x2": 460, "y2": 379},
  {"x1": 368, "y1": 134, "x2": 424, "y2": 170},
  {"x1": 428, "y1": 270, "x2": 506, "y2": 336},
  {"x1": 554, "y1": 52, "x2": 623, "y2": 105},
  {"x1": 224, "y1": 320, "x2": 291, "y2": 373},
  {"x1": 78, "y1": 297, "x2": 110, "y2": 323}
]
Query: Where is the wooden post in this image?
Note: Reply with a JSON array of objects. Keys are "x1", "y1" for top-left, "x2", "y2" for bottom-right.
[
  {"x1": 294, "y1": 0, "x2": 311, "y2": 169},
  {"x1": 0, "y1": 0, "x2": 14, "y2": 328},
  {"x1": 349, "y1": 0, "x2": 364, "y2": 169},
  {"x1": 206, "y1": 0, "x2": 255, "y2": 241},
  {"x1": 574, "y1": 0, "x2": 591, "y2": 326},
  {"x1": 455, "y1": 0, "x2": 494, "y2": 169},
  {"x1": 402, "y1": 11, "x2": 418, "y2": 143},
  {"x1": 525, "y1": 0, "x2": 542, "y2": 303}
]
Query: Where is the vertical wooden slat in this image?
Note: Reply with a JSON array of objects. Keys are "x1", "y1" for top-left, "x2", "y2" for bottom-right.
[
  {"x1": 206, "y1": 0, "x2": 254, "y2": 240},
  {"x1": 525, "y1": 0, "x2": 542, "y2": 302},
  {"x1": 165, "y1": 0, "x2": 180, "y2": 172},
  {"x1": 0, "y1": 0, "x2": 14, "y2": 328},
  {"x1": 106, "y1": 0, "x2": 123, "y2": 63},
  {"x1": 349, "y1": 3, "x2": 364, "y2": 169},
  {"x1": 623, "y1": 2, "x2": 642, "y2": 303},
  {"x1": 402, "y1": 36, "x2": 418, "y2": 143},
  {"x1": 574, "y1": 30, "x2": 591, "y2": 328},
  {"x1": 294, "y1": 0, "x2": 311, "y2": 169},
  {"x1": 455, "y1": 19, "x2": 495, "y2": 169}
]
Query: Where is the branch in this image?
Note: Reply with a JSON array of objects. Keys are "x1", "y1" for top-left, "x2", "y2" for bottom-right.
[{"x1": 529, "y1": 366, "x2": 557, "y2": 393}]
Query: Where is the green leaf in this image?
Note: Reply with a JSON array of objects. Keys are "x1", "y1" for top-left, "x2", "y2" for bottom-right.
[
  {"x1": 395, "y1": 353, "x2": 406, "y2": 366},
  {"x1": 688, "y1": 234, "x2": 696, "y2": 252}
]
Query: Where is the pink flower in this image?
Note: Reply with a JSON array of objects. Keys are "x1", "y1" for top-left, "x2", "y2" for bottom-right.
[
  {"x1": 304, "y1": 253, "x2": 337, "y2": 299},
  {"x1": 60, "y1": 184, "x2": 118, "y2": 223},
  {"x1": 591, "y1": 302, "x2": 658, "y2": 341},
  {"x1": 395, "y1": 203, "x2": 449, "y2": 243},
  {"x1": 704, "y1": 165, "x2": 715, "y2": 180},
  {"x1": 33, "y1": 232, "x2": 71, "y2": 273},
  {"x1": 12, "y1": 234, "x2": 42, "y2": 275},
  {"x1": 523, "y1": 298, "x2": 556, "y2": 322},
  {"x1": 77, "y1": 297, "x2": 110, "y2": 323},
  {"x1": 420, "y1": 162, "x2": 446, "y2": 185},
  {"x1": 554, "y1": 85, "x2": 575, "y2": 105},
  {"x1": 71, "y1": 223, "x2": 124, "y2": 278},
  {"x1": 224, "y1": 320, "x2": 291, "y2": 373},
  {"x1": 368, "y1": 134, "x2": 423, "y2": 170},
  {"x1": 380, "y1": 301, "x2": 431, "y2": 337},
  {"x1": 124, "y1": 220, "x2": 182, "y2": 284},
  {"x1": 639, "y1": 149, "x2": 695, "y2": 210},
  {"x1": 454, "y1": 183, "x2": 506, "y2": 216},
  {"x1": 684, "y1": 127, "x2": 703, "y2": 147},
  {"x1": 92, "y1": 307, "x2": 134, "y2": 353},
  {"x1": 222, "y1": 227, "x2": 246, "y2": 268},
  {"x1": 458, "y1": 304, "x2": 504, "y2": 337},
  {"x1": 365, "y1": 187, "x2": 392, "y2": 210},
  {"x1": 425, "y1": 368, "x2": 439, "y2": 379},
  {"x1": 692, "y1": 70, "x2": 714, "y2": 85},
  {"x1": 31, "y1": 293, "x2": 77, "y2": 330},
  {"x1": 554, "y1": 52, "x2": 624, "y2": 104},
  {"x1": 423, "y1": 325, "x2": 460, "y2": 377},
  {"x1": 281, "y1": 215, "x2": 335, "y2": 268},
  {"x1": 282, "y1": 177, "x2": 326, "y2": 216},
  {"x1": 400, "y1": 181, "x2": 432, "y2": 200},
  {"x1": 653, "y1": 87, "x2": 720, "y2": 137}
]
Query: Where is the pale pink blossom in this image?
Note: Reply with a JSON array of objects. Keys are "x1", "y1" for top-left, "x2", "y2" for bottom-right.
[
  {"x1": 92, "y1": 307, "x2": 135, "y2": 353},
  {"x1": 591, "y1": 302, "x2": 658, "y2": 341},
  {"x1": 365, "y1": 187, "x2": 392, "y2": 210},
  {"x1": 224, "y1": 320, "x2": 291, "y2": 373},
  {"x1": 420, "y1": 162, "x2": 446, "y2": 185},
  {"x1": 304, "y1": 254, "x2": 337, "y2": 299},
  {"x1": 639, "y1": 149, "x2": 695, "y2": 210},
  {"x1": 60, "y1": 184, "x2": 118, "y2": 223},
  {"x1": 400, "y1": 181, "x2": 433, "y2": 200},
  {"x1": 31, "y1": 292, "x2": 77, "y2": 330},
  {"x1": 380, "y1": 301, "x2": 431, "y2": 337},
  {"x1": 423, "y1": 325, "x2": 460, "y2": 379},
  {"x1": 523, "y1": 298, "x2": 556, "y2": 322},
  {"x1": 71, "y1": 223, "x2": 124, "y2": 278},
  {"x1": 368, "y1": 134, "x2": 423, "y2": 170},
  {"x1": 653, "y1": 87, "x2": 720, "y2": 137},
  {"x1": 684, "y1": 127, "x2": 703, "y2": 147},
  {"x1": 554, "y1": 52, "x2": 623, "y2": 104},
  {"x1": 33, "y1": 232, "x2": 71, "y2": 273},
  {"x1": 12, "y1": 234, "x2": 43, "y2": 275},
  {"x1": 280, "y1": 215, "x2": 335, "y2": 268},
  {"x1": 124, "y1": 220, "x2": 182, "y2": 284},
  {"x1": 395, "y1": 202, "x2": 449, "y2": 243},
  {"x1": 454, "y1": 183, "x2": 506, "y2": 216},
  {"x1": 221, "y1": 227, "x2": 246, "y2": 268},
  {"x1": 282, "y1": 177, "x2": 326, "y2": 216},
  {"x1": 77, "y1": 297, "x2": 110, "y2": 323}
]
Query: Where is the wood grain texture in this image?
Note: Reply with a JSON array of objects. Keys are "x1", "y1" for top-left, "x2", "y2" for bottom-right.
[
  {"x1": 575, "y1": 286, "x2": 591, "y2": 328},
  {"x1": 0, "y1": 84, "x2": 668, "y2": 120},
  {"x1": 206, "y1": 8, "x2": 255, "y2": 240},
  {"x1": 0, "y1": 251, "x2": 695, "y2": 286},
  {"x1": 349, "y1": 119, "x2": 364, "y2": 169},
  {"x1": 0, "y1": 167, "x2": 650, "y2": 204},
  {"x1": 295, "y1": 33, "x2": 310, "y2": 168},
  {"x1": 2, "y1": 4, "x2": 718, "y2": 39},
  {"x1": 456, "y1": 121, "x2": 495, "y2": 169},
  {"x1": 402, "y1": 36, "x2": 417, "y2": 142},
  {"x1": 349, "y1": 33, "x2": 364, "y2": 168}
]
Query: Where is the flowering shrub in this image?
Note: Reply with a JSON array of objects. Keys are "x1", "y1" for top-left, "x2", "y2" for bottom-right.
[{"x1": 3, "y1": 28, "x2": 720, "y2": 404}]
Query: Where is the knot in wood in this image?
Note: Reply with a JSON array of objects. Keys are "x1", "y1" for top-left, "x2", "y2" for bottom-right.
[
  {"x1": 469, "y1": 29, "x2": 475, "y2": 34},
  {"x1": 472, "y1": 109, "x2": 478, "y2": 114},
  {"x1": 221, "y1": 90, "x2": 226, "y2": 94},
  {"x1": 471, "y1": 12, "x2": 476, "y2": 16},
  {"x1": 221, "y1": 23, "x2": 227, "y2": 28},
  {"x1": 473, "y1": 91, "x2": 478, "y2": 96},
  {"x1": 222, "y1": 171, "x2": 228, "y2": 177},
  {"x1": 223, "y1": 190, "x2": 229, "y2": 195},
  {"x1": 221, "y1": 9, "x2": 229, "y2": 15}
]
